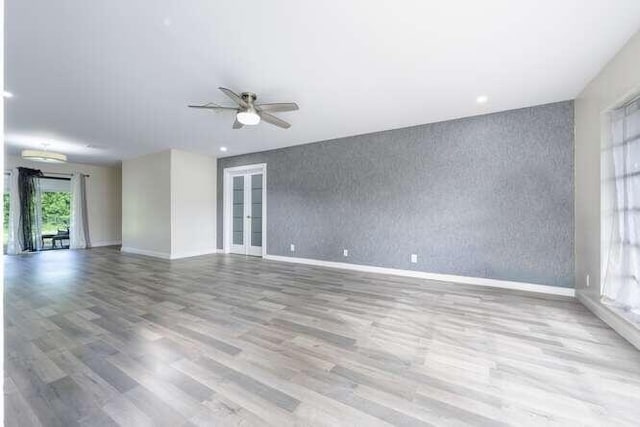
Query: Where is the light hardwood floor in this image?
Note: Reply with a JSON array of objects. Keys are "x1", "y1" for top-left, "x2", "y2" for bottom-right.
[{"x1": 5, "y1": 247, "x2": 640, "y2": 426}]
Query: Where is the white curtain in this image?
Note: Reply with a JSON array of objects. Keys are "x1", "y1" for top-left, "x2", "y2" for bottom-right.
[
  {"x1": 603, "y1": 97, "x2": 640, "y2": 316},
  {"x1": 6, "y1": 169, "x2": 22, "y2": 254},
  {"x1": 34, "y1": 182, "x2": 43, "y2": 251},
  {"x1": 70, "y1": 172, "x2": 90, "y2": 249}
]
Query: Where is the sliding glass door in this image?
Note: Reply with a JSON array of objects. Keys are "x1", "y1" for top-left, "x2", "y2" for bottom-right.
[
  {"x1": 6, "y1": 170, "x2": 74, "y2": 254},
  {"x1": 39, "y1": 178, "x2": 71, "y2": 250}
]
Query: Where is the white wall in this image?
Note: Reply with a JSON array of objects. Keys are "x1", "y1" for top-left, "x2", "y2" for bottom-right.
[
  {"x1": 121, "y1": 150, "x2": 172, "y2": 257},
  {"x1": 121, "y1": 149, "x2": 216, "y2": 259},
  {"x1": 171, "y1": 149, "x2": 217, "y2": 258},
  {"x1": 575, "y1": 30, "x2": 640, "y2": 347},
  {"x1": 5, "y1": 155, "x2": 122, "y2": 246}
]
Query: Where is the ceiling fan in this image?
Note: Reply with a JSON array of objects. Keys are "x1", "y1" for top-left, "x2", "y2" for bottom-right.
[{"x1": 189, "y1": 87, "x2": 299, "y2": 129}]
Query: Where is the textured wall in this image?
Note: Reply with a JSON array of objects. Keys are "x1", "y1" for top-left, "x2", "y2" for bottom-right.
[{"x1": 218, "y1": 101, "x2": 574, "y2": 287}]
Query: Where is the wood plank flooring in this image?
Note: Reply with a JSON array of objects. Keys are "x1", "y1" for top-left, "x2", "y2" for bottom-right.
[{"x1": 5, "y1": 247, "x2": 640, "y2": 426}]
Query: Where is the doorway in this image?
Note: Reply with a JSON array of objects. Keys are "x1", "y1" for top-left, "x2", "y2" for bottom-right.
[
  {"x1": 223, "y1": 163, "x2": 266, "y2": 256},
  {"x1": 39, "y1": 177, "x2": 71, "y2": 250}
]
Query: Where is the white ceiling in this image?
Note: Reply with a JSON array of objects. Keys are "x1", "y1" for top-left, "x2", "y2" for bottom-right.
[{"x1": 6, "y1": 0, "x2": 640, "y2": 165}]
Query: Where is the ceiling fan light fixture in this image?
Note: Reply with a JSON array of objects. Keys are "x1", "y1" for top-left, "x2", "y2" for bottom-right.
[
  {"x1": 21, "y1": 149, "x2": 67, "y2": 163},
  {"x1": 189, "y1": 88, "x2": 296, "y2": 129},
  {"x1": 236, "y1": 110, "x2": 261, "y2": 126}
]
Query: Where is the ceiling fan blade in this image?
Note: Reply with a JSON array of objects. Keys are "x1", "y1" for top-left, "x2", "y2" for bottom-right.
[
  {"x1": 255, "y1": 102, "x2": 299, "y2": 113},
  {"x1": 259, "y1": 111, "x2": 291, "y2": 129},
  {"x1": 218, "y1": 87, "x2": 248, "y2": 108},
  {"x1": 188, "y1": 104, "x2": 237, "y2": 110},
  {"x1": 232, "y1": 118, "x2": 244, "y2": 129}
]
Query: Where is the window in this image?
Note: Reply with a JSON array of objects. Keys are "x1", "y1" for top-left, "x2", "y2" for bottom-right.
[
  {"x1": 603, "y1": 96, "x2": 640, "y2": 319},
  {"x1": 41, "y1": 191, "x2": 71, "y2": 235}
]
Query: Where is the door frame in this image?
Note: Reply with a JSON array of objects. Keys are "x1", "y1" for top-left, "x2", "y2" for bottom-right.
[{"x1": 222, "y1": 163, "x2": 267, "y2": 256}]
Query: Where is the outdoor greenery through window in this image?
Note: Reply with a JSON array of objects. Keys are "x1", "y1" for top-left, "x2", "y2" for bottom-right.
[
  {"x1": 42, "y1": 191, "x2": 71, "y2": 234},
  {"x1": 2, "y1": 191, "x2": 71, "y2": 246}
]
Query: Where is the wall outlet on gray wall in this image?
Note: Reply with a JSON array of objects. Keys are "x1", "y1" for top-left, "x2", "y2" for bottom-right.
[
  {"x1": 411, "y1": 254, "x2": 418, "y2": 263},
  {"x1": 343, "y1": 249, "x2": 348, "y2": 257},
  {"x1": 586, "y1": 274, "x2": 590, "y2": 287},
  {"x1": 290, "y1": 244, "x2": 295, "y2": 252}
]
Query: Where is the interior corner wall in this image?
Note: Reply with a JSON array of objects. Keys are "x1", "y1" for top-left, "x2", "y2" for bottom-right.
[
  {"x1": 122, "y1": 149, "x2": 216, "y2": 259},
  {"x1": 5, "y1": 155, "x2": 122, "y2": 246},
  {"x1": 574, "y1": 30, "x2": 640, "y2": 346},
  {"x1": 170, "y1": 149, "x2": 217, "y2": 258},
  {"x1": 217, "y1": 101, "x2": 575, "y2": 288},
  {"x1": 122, "y1": 150, "x2": 172, "y2": 257}
]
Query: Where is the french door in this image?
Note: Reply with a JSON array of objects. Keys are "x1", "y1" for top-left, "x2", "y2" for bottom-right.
[{"x1": 224, "y1": 164, "x2": 266, "y2": 256}]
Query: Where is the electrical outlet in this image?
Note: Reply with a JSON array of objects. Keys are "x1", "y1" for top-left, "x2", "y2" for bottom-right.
[
  {"x1": 343, "y1": 249, "x2": 348, "y2": 257},
  {"x1": 586, "y1": 274, "x2": 590, "y2": 287},
  {"x1": 411, "y1": 254, "x2": 418, "y2": 263},
  {"x1": 290, "y1": 244, "x2": 295, "y2": 252}
]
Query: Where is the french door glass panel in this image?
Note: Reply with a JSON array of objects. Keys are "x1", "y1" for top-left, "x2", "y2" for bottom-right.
[
  {"x1": 251, "y1": 174, "x2": 263, "y2": 248},
  {"x1": 232, "y1": 176, "x2": 244, "y2": 245}
]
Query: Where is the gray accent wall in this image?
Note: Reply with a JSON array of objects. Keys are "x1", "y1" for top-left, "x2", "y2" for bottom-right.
[{"x1": 218, "y1": 101, "x2": 574, "y2": 287}]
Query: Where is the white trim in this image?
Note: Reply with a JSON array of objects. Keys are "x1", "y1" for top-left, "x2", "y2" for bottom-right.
[
  {"x1": 577, "y1": 292, "x2": 640, "y2": 350},
  {"x1": 121, "y1": 246, "x2": 219, "y2": 259},
  {"x1": 222, "y1": 163, "x2": 268, "y2": 174},
  {"x1": 601, "y1": 84, "x2": 640, "y2": 113},
  {"x1": 169, "y1": 248, "x2": 218, "y2": 260},
  {"x1": 222, "y1": 163, "x2": 267, "y2": 257},
  {"x1": 264, "y1": 254, "x2": 575, "y2": 297},
  {"x1": 120, "y1": 247, "x2": 171, "y2": 259},
  {"x1": 169, "y1": 149, "x2": 176, "y2": 257},
  {"x1": 91, "y1": 240, "x2": 122, "y2": 247}
]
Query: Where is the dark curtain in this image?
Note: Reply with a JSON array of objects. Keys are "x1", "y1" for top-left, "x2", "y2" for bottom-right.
[{"x1": 18, "y1": 167, "x2": 43, "y2": 252}]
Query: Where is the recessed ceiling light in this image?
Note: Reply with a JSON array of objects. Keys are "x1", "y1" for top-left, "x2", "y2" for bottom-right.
[
  {"x1": 220, "y1": 147, "x2": 228, "y2": 152},
  {"x1": 476, "y1": 95, "x2": 488, "y2": 104},
  {"x1": 4, "y1": 91, "x2": 14, "y2": 98}
]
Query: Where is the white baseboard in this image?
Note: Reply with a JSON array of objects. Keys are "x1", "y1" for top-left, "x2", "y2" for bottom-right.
[
  {"x1": 121, "y1": 246, "x2": 219, "y2": 260},
  {"x1": 264, "y1": 254, "x2": 575, "y2": 297},
  {"x1": 120, "y1": 247, "x2": 171, "y2": 259},
  {"x1": 169, "y1": 248, "x2": 219, "y2": 260},
  {"x1": 577, "y1": 291, "x2": 640, "y2": 350},
  {"x1": 91, "y1": 240, "x2": 122, "y2": 248}
]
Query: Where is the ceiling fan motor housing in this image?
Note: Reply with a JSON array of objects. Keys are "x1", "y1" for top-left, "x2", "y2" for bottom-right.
[{"x1": 241, "y1": 92, "x2": 257, "y2": 105}]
